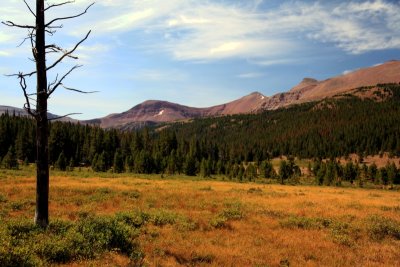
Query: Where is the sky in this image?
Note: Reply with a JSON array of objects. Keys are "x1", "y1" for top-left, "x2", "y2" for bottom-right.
[{"x1": 0, "y1": 0, "x2": 399, "y2": 120}]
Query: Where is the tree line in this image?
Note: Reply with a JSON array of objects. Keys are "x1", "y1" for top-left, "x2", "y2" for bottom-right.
[{"x1": 1, "y1": 84, "x2": 400, "y2": 186}]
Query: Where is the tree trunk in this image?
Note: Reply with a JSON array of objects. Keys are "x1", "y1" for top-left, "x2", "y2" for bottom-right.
[{"x1": 34, "y1": 0, "x2": 49, "y2": 228}]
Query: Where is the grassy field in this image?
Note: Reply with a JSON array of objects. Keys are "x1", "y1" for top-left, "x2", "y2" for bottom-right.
[{"x1": 1, "y1": 168, "x2": 400, "y2": 266}]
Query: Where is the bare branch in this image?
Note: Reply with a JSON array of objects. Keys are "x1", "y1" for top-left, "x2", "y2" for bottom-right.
[
  {"x1": 48, "y1": 65, "x2": 82, "y2": 96},
  {"x1": 45, "y1": 1, "x2": 75, "y2": 11},
  {"x1": 23, "y1": 0, "x2": 36, "y2": 18},
  {"x1": 46, "y1": 30, "x2": 91, "y2": 72},
  {"x1": 62, "y1": 85, "x2": 99, "y2": 94},
  {"x1": 47, "y1": 73, "x2": 59, "y2": 92},
  {"x1": 48, "y1": 113, "x2": 81, "y2": 121},
  {"x1": 45, "y1": 2, "x2": 95, "y2": 27},
  {"x1": 1, "y1": 21, "x2": 35, "y2": 29},
  {"x1": 7, "y1": 31, "x2": 90, "y2": 79},
  {"x1": 18, "y1": 73, "x2": 37, "y2": 117},
  {"x1": 45, "y1": 44, "x2": 78, "y2": 59}
]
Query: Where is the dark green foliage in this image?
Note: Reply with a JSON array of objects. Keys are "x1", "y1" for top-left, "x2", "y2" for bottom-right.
[
  {"x1": 260, "y1": 160, "x2": 275, "y2": 178},
  {"x1": 0, "y1": 216, "x2": 142, "y2": 266},
  {"x1": 113, "y1": 149, "x2": 124, "y2": 173},
  {"x1": 200, "y1": 158, "x2": 212, "y2": 178},
  {"x1": 1, "y1": 146, "x2": 18, "y2": 170},
  {"x1": 367, "y1": 215, "x2": 400, "y2": 241},
  {"x1": 279, "y1": 158, "x2": 300, "y2": 184},
  {"x1": 55, "y1": 152, "x2": 67, "y2": 171},
  {"x1": 343, "y1": 162, "x2": 357, "y2": 184},
  {"x1": 184, "y1": 155, "x2": 197, "y2": 176}
]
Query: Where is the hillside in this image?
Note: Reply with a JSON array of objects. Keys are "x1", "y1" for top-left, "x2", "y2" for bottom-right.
[
  {"x1": 1, "y1": 83, "x2": 399, "y2": 172},
  {"x1": 89, "y1": 91, "x2": 269, "y2": 128},
  {"x1": 0, "y1": 105, "x2": 77, "y2": 122},
  {"x1": 89, "y1": 60, "x2": 400, "y2": 128}
]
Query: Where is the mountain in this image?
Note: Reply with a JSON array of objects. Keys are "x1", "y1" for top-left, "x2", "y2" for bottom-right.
[
  {"x1": 262, "y1": 60, "x2": 400, "y2": 109},
  {"x1": 90, "y1": 60, "x2": 400, "y2": 129},
  {"x1": 88, "y1": 91, "x2": 269, "y2": 128},
  {"x1": 0, "y1": 105, "x2": 77, "y2": 122}
]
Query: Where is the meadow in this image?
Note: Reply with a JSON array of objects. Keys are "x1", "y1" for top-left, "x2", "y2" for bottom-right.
[{"x1": 0, "y1": 167, "x2": 400, "y2": 266}]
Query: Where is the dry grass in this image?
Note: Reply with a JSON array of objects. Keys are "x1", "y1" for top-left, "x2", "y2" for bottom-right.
[{"x1": 1, "y1": 172, "x2": 400, "y2": 266}]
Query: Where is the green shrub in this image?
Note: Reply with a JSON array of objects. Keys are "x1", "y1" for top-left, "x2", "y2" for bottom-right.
[
  {"x1": 0, "y1": 215, "x2": 142, "y2": 265},
  {"x1": 116, "y1": 210, "x2": 150, "y2": 228},
  {"x1": 210, "y1": 216, "x2": 228, "y2": 228},
  {"x1": 210, "y1": 202, "x2": 244, "y2": 229},
  {"x1": 329, "y1": 221, "x2": 356, "y2": 247},
  {"x1": 0, "y1": 193, "x2": 7, "y2": 203},
  {"x1": 121, "y1": 190, "x2": 141, "y2": 199},
  {"x1": 150, "y1": 209, "x2": 178, "y2": 226},
  {"x1": 280, "y1": 216, "x2": 332, "y2": 230},
  {"x1": 367, "y1": 215, "x2": 400, "y2": 241},
  {"x1": 10, "y1": 201, "x2": 25, "y2": 211},
  {"x1": 221, "y1": 202, "x2": 244, "y2": 220}
]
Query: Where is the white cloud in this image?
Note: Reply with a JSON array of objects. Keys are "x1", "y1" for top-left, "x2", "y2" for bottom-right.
[
  {"x1": 75, "y1": 44, "x2": 110, "y2": 64},
  {"x1": 2, "y1": 0, "x2": 400, "y2": 63},
  {"x1": 130, "y1": 69, "x2": 187, "y2": 82},
  {"x1": 237, "y1": 72, "x2": 264, "y2": 79}
]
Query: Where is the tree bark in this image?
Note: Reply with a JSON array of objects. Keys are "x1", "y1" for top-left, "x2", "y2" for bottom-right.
[{"x1": 34, "y1": 0, "x2": 49, "y2": 228}]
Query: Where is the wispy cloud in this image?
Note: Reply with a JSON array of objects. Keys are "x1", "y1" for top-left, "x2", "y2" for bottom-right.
[
  {"x1": 80, "y1": 0, "x2": 399, "y2": 61},
  {"x1": 2, "y1": 0, "x2": 400, "y2": 63},
  {"x1": 237, "y1": 72, "x2": 264, "y2": 79},
  {"x1": 130, "y1": 69, "x2": 187, "y2": 82}
]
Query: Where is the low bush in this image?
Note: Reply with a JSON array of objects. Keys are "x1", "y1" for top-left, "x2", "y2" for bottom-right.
[
  {"x1": 0, "y1": 193, "x2": 7, "y2": 203},
  {"x1": 280, "y1": 216, "x2": 332, "y2": 230},
  {"x1": 210, "y1": 202, "x2": 244, "y2": 228},
  {"x1": 150, "y1": 209, "x2": 179, "y2": 226},
  {"x1": 367, "y1": 215, "x2": 400, "y2": 241},
  {"x1": 0, "y1": 215, "x2": 143, "y2": 266}
]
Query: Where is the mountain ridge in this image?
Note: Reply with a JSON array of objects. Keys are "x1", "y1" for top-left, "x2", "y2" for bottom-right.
[{"x1": 91, "y1": 60, "x2": 400, "y2": 128}]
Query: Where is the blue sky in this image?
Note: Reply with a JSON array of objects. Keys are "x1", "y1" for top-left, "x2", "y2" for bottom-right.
[{"x1": 1, "y1": 0, "x2": 399, "y2": 119}]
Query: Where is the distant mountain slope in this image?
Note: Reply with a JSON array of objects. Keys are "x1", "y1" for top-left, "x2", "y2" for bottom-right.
[
  {"x1": 261, "y1": 60, "x2": 400, "y2": 109},
  {"x1": 89, "y1": 91, "x2": 270, "y2": 128},
  {"x1": 75, "y1": 60, "x2": 400, "y2": 128},
  {"x1": 0, "y1": 105, "x2": 77, "y2": 122}
]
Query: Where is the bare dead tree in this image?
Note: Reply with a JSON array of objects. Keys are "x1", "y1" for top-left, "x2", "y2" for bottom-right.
[{"x1": 2, "y1": 0, "x2": 95, "y2": 228}]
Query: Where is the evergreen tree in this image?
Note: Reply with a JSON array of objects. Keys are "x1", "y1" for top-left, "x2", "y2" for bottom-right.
[
  {"x1": 55, "y1": 152, "x2": 67, "y2": 171},
  {"x1": 113, "y1": 149, "x2": 124, "y2": 173},
  {"x1": 68, "y1": 158, "x2": 75, "y2": 172},
  {"x1": 184, "y1": 155, "x2": 197, "y2": 176},
  {"x1": 279, "y1": 160, "x2": 290, "y2": 184},
  {"x1": 368, "y1": 163, "x2": 378, "y2": 183},
  {"x1": 94, "y1": 151, "x2": 107, "y2": 172},
  {"x1": 245, "y1": 163, "x2": 257, "y2": 181},
  {"x1": 237, "y1": 164, "x2": 245, "y2": 181},
  {"x1": 379, "y1": 167, "x2": 389, "y2": 185},
  {"x1": 2, "y1": 146, "x2": 18, "y2": 169},
  {"x1": 125, "y1": 156, "x2": 133, "y2": 173},
  {"x1": 387, "y1": 162, "x2": 398, "y2": 185},
  {"x1": 343, "y1": 162, "x2": 357, "y2": 184},
  {"x1": 260, "y1": 160, "x2": 274, "y2": 178}
]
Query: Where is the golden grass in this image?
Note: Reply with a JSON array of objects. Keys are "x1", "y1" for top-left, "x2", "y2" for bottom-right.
[{"x1": 1, "y1": 173, "x2": 400, "y2": 266}]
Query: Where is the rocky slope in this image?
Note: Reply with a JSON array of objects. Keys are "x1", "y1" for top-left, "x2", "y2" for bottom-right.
[{"x1": 90, "y1": 60, "x2": 400, "y2": 128}]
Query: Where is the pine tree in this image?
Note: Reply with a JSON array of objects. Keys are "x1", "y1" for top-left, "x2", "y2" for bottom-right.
[
  {"x1": 2, "y1": 146, "x2": 18, "y2": 169},
  {"x1": 245, "y1": 163, "x2": 257, "y2": 181},
  {"x1": 113, "y1": 149, "x2": 124, "y2": 173},
  {"x1": 68, "y1": 158, "x2": 75, "y2": 172},
  {"x1": 55, "y1": 152, "x2": 67, "y2": 171},
  {"x1": 184, "y1": 155, "x2": 197, "y2": 176}
]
